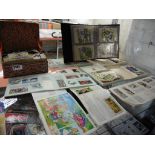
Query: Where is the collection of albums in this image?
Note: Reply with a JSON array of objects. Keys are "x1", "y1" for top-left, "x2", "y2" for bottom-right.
[{"x1": 0, "y1": 23, "x2": 155, "y2": 135}]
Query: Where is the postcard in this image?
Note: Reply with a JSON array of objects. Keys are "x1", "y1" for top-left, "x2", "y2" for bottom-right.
[
  {"x1": 99, "y1": 27, "x2": 118, "y2": 42},
  {"x1": 72, "y1": 26, "x2": 94, "y2": 44}
]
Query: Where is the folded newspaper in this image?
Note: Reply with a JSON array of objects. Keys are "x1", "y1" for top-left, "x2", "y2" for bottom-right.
[{"x1": 32, "y1": 90, "x2": 96, "y2": 135}]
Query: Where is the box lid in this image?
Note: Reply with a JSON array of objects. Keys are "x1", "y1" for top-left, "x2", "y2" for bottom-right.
[{"x1": 0, "y1": 21, "x2": 40, "y2": 54}]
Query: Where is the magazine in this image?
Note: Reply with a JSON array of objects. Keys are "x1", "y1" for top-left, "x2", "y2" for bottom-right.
[
  {"x1": 110, "y1": 76, "x2": 155, "y2": 109},
  {"x1": 32, "y1": 90, "x2": 95, "y2": 135},
  {"x1": 70, "y1": 85, "x2": 126, "y2": 126},
  {"x1": 5, "y1": 70, "x2": 96, "y2": 97}
]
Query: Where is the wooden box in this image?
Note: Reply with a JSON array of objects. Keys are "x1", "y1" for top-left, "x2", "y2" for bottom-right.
[{"x1": 0, "y1": 21, "x2": 48, "y2": 78}]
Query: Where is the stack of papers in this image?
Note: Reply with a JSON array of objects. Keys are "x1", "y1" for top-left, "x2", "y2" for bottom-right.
[{"x1": 110, "y1": 76, "x2": 155, "y2": 115}]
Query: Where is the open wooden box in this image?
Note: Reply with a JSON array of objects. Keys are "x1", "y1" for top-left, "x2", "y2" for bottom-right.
[{"x1": 0, "y1": 21, "x2": 48, "y2": 78}]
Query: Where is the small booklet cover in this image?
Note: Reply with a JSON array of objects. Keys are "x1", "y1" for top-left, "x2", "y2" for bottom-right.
[
  {"x1": 61, "y1": 23, "x2": 120, "y2": 63},
  {"x1": 32, "y1": 90, "x2": 95, "y2": 135},
  {"x1": 70, "y1": 85, "x2": 126, "y2": 126}
]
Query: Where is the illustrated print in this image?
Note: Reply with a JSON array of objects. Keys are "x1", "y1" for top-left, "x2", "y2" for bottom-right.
[
  {"x1": 30, "y1": 83, "x2": 42, "y2": 89},
  {"x1": 79, "y1": 80, "x2": 93, "y2": 85},
  {"x1": 75, "y1": 87, "x2": 93, "y2": 95},
  {"x1": 100, "y1": 27, "x2": 118, "y2": 42},
  {"x1": 105, "y1": 98, "x2": 122, "y2": 113},
  {"x1": 9, "y1": 87, "x2": 28, "y2": 95},
  {"x1": 57, "y1": 80, "x2": 66, "y2": 88}
]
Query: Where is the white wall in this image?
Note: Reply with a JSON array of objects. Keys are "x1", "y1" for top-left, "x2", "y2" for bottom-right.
[{"x1": 125, "y1": 19, "x2": 155, "y2": 74}]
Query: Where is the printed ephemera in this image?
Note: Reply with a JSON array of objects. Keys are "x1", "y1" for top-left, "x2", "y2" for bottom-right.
[
  {"x1": 32, "y1": 90, "x2": 95, "y2": 135},
  {"x1": 70, "y1": 85, "x2": 126, "y2": 126}
]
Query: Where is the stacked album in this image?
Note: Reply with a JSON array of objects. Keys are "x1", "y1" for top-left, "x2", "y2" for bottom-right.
[{"x1": 61, "y1": 23, "x2": 120, "y2": 63}]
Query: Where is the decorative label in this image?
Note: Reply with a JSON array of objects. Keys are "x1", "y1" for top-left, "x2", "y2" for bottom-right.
[{"x1": 12, "y1": 65, "x2": 23, "y2": 71}]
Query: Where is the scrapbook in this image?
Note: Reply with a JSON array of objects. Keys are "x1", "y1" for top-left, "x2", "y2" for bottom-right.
[
  {"x1": 32, "y1": 90, "x2": 95, "y2": 135},
  {"x1": 61, "y1": 23, "x2": 119, "y2": 63}
]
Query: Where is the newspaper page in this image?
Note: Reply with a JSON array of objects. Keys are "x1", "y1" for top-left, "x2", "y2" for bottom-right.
[
  {"x1": 70, "y1": 85, "x2": 126, "y2": 126},
  {"x1": 32, "y1": 90, "x2": 95, "y2": 135},
  {"x1": 5, "y1": 69, "x2": 96, "y2": 97},
  {"x1": 110, "y1": 76, "x2": 155, "y2": 108}
]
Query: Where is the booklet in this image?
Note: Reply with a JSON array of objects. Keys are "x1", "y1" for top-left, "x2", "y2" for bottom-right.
[
  {"x1": 70, "y1": 85, "x2": 126, "y2": 126},
  {"x1": 110, "y1": 76, "x2": 155, "y2": 110},
  {"x1": 32, "y1": 90, "x2": 95, "y2": 135},
  {"x1": 5, "y1": 69, "x2": 96, "y2": 97}
]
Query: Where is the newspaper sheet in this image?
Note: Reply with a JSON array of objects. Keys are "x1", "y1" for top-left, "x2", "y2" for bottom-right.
[
  {"x1": 70, "y1": 85, "x2": 126, "y2": 126},
  {"x1": 110, "y1": 76, "x2": 155, "y2": 108},
  {"x1": 5, "y1": 69, "x2": 96, "y2": 97}
]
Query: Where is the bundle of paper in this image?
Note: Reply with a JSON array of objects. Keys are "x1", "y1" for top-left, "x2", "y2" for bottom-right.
[
  {"x1": 0, "y1": 102, "x2": 6, "y2": 135},
  {"x1": 80, "y1": 62, "x2": 107, "y2": 73},
  {"x1": 5, "y1": 69, "x2": 96, "y2": 97},
  {"x1": 3, "y1": 50, "x2": 46, "y2": 63},
  {"x1": 110, "y1": 76, "x2": 155, "y2": 115},
  {"x1": 70, "y1": 85, "x2": 126, "y2": 126},
  {"x1": 32, "y1": 90, "x2": 95, "y2": 135},
  {"x1": 95, "y1": 58, "x2": 126, "y2": 67},
  {"x1": 109, "y1": 65, "x2": 148, "y2": 79}
]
